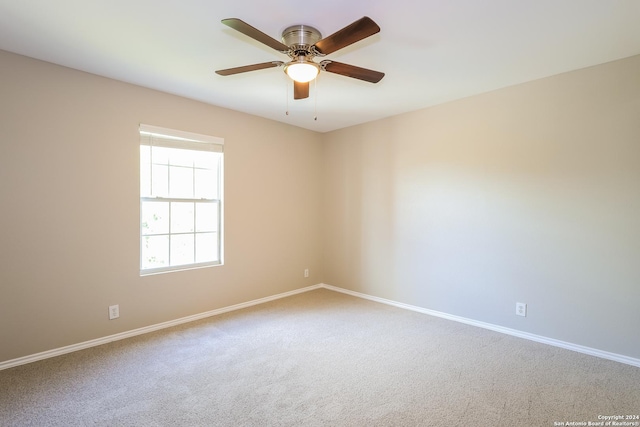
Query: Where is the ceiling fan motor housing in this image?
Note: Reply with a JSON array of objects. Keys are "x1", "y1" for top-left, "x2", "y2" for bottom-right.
[{"x1": 281, "y1": 25, "x2": 322, "y2": 58}]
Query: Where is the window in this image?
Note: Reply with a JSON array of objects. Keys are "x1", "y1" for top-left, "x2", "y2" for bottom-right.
[{"x1": 139, "y1": 124, "x2": 223, "y2": 275}]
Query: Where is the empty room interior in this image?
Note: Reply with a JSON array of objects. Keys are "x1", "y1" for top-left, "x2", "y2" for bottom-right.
[{"x1": 1, "y1": 1, "x2": 640, "y2": 426}]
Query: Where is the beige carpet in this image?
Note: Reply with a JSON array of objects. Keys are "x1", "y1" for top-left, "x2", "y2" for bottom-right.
[{"x1": 1, "y1": 288, "x2": 639, "y2": 426}]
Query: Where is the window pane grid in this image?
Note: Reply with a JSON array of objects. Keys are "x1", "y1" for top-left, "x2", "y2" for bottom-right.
[
  {"x1": 141, "y1": 198, "x2": 220, "y2": 270},
  {"x1": 140, "y1": 128, "x2": 223, "y2": 275},
  {"x1": 151, "y1": 162, "x2": 213, "y2": 171}
]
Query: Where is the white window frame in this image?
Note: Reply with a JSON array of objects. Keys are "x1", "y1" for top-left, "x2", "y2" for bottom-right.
[{"x1": 139, "y1": 124, "x2": 224, "y2": 275}]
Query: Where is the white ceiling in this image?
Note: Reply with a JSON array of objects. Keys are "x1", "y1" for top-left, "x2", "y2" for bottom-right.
[{"x1": 1, "y1": 0, "x2": 639, "y2": 133}]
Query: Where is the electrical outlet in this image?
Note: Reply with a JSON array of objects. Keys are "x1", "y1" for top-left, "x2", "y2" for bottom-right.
[
  {"x1": 516, "y1": 302, "x2": 527, "y2": 317},
  {"x1": 304, "y1": 268, "x2": 309, "y2": 278},
  {"x1": 109, "y1": 304, "x2": 120, "y2": 320}
]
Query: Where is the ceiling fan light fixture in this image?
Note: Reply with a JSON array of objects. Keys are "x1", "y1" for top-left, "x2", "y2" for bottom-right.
[{"x1": 284, "y1": 60, "x2": 320, "y2": 83}]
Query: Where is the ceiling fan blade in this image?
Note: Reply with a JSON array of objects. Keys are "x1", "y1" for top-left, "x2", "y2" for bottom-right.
[
  {"x1": 321, "y1": 61, "x2": 385, "y2": 83},
  {"x1": 294, "y1": 81, "x2": 309, "y2": 99},
  {"x1": 222, "y1": 18, "x2": 290, "y2": 53},
  {"x1": 215, "y1": 61, "x2": 283, "y2": 76},
  {"x1": 313, "y1": 17, "x2": 380, "y2": 55}
]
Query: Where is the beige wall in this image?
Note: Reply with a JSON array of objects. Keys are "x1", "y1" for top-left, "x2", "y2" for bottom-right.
[
  {"x1": 321, "y1": 55, "x2": 640, "y2": 359},
  {"x1": 0, "y1": 50, "x2": 322, "y2": 362},
  {"x1": 2, "y1": 48, "x2": 639, "y2": 364}
]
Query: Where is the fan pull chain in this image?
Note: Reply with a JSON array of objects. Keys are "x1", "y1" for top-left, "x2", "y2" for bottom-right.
[
  {"x1": 285, "y1": 78, "x2": 290, "y2": 116},
  {"x1": 314, "y1": 77, "x2": 318, "y2": 121}
]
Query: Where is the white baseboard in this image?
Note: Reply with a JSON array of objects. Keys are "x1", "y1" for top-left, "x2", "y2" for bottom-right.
[
  {"x1": 319, "y1": 283, "x2": 640, "y2": 368},
  {"x1": 0, "y1": 284, "x2": 323, "y2": 371},
  {"x1": 3, "y1": 282, "x2": 638, "y2": 370}
]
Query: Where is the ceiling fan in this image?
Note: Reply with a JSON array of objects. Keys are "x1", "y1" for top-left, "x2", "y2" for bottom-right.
[{"x1": 215, "y1": 16, "x2": 385, "y2": 100}]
